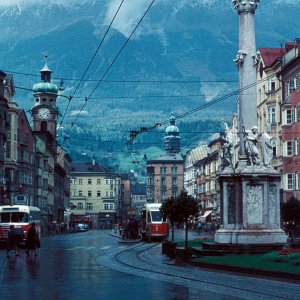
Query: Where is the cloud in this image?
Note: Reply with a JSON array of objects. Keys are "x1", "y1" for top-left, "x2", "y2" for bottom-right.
[{"x1": 104, "y1": 0, "x2": 159, "y2": 38}]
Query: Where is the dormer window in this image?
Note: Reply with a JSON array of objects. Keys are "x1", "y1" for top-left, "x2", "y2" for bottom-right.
[
  {"x1": 42, "y1": 98, "x2": 47, "y2": 102},
  {"x1": 36, "y1": 98, "x2": 39, "y2": 103}
]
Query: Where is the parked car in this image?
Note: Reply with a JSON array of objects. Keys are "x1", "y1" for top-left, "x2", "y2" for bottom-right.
[{"x1": 75, "y1": 223, "x2": 89, "y2": 232}]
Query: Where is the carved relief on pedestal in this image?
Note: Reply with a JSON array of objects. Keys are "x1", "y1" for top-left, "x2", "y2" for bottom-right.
[
  {"x1": 232, "y1": 0, "x2": 260, "y2": 14},
  {"x1": 268, "y1": 185, "x2": 277, "y2": 225},
  {"x1": 247, "y1": 185, "x2": 263, "y2": 224}
]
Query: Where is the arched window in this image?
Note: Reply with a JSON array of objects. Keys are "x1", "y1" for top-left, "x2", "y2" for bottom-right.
[{"x1": 77, "y1": 203, "x2": 83, "y2": 210}]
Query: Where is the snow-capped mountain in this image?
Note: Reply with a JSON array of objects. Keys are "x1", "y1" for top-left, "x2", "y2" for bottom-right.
[{"x1": 0, "y1": 0, "x2": 298, "y2": 164}]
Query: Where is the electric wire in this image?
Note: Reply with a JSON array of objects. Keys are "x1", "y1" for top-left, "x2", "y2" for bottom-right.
[
  {"x1": 4, "y1": 69, "x2": 238, "y2": 83},
  {"x1": 57, "y1": 0, "x2": 126, "y2": 131},
  {"x1": 126, "y1": 75, "x2": 275, "y2": 145},
  {"x1": 62, "y1": 0, "x2": 156, "y2": 146}
]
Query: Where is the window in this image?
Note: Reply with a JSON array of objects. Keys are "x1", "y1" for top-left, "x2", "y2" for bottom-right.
[
  {"x1": 272, "y1": 139, "x2": 277, "y2": 157},
  {"x1": 288, "y1": 78, "x2": 297, "y2": 94},
  {"x1": 78, "y1": 190, "x2": 83, "y2": 196},
  {"x1": 285, "y1": 109, "x2": 294, "y2": 125},
  {"x1": 172, "y1": 177, "x2": 177, "y2": 186},
  {"x1": 88, "y1": 191, "x2": 92, "y2": 197},
  {"x1": 97, "y1": 179, "x2": 101, "y2": 185},
  {"x1": 287, "y1": 174, "x2": 295, "y2": 190},
  {"x1": 110, "y1": 179, "x2": 114, "y2": 184},
  {"x1": 97, "y1": 191, "x2": 101, "y2": 197},
  {"x1": 172, "y1": 190, "x2": 177, "y2": 198},
  {"x1": 78, "y1": 179, "x2": 82, "y2": 185},
  {"x1": 171, "y1": 166, "x2": 178, "y2": 174},
  {"x1": 106, "y1": 191, "x2": 109, "y2": 197},
  {"x1": 110, "y1": 191, "x2": 114, "y2": 197},
  {"x1": 297, "y1": 105, "x2": 300, "y2": 121},
  {"x1": 105, "y1": 179, "x2": 109, "y2": 185},
  {"x1": 160, "y1": 166, "x2": 167, "y2": 174},
  {"x1": 104, "y1": 203, "x2": 109, "y2": 210},
  {"x1": 286, "y1": 141, "x2": 293, "y2": 156},
  {"x1": 267, "y1": 107, "x2": 276, "y2": 125},
  {"x1": 77, "y1": 203, "x2": 83, "y2": 210},
  {"x1": 43, "y1": 178, "x2": 48, "y2": 189},
  {"x1": 109, "y1": 203, "x2": 114, "y2": 210},
  {"x1": 5, "y1": 140, "x2": 10, "y2": 158},
  {"x1": 86, "y1": 203, "x2": 93, "y2": 210},
  {"x1": 161, "y1": 177, "x2": 166, "y2": 186},
  {"x1": 267, "y1": 77, "x2": 276, "y2": 93},
  {"x1": 88, "y1": 179, "x2": 92, "y2": 185}
]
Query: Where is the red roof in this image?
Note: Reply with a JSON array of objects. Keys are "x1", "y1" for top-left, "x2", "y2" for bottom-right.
[{"x1": 259, "y1": 48, "x2": 284, "y2": 68}]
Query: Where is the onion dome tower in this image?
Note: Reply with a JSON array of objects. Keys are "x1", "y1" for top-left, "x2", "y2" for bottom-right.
[
  {"x1": 164, "y1": 116, "x2": 180, "y2": 155},
  {"x1": 32, "y1": 55, "x2": 58, "y2": 138}
]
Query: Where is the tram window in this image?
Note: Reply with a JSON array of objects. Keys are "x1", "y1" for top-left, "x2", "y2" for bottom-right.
[
  {"x1": 30, "y1": 211, "x2": 40, "y2": 222},
  {"x1": 0, "y1": 213, "x2": 10, "y2": 223},
  {"x1": 151, "y1": 211, "x2": 162, "y2": 222},
  {"x1": 11, "y1": 213, "x2": 28, "y2": 223}
]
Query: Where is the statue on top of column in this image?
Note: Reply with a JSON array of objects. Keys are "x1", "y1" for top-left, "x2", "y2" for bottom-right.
[{"x1": 232, "y1": 0, "x2": 260, "y2": 14}]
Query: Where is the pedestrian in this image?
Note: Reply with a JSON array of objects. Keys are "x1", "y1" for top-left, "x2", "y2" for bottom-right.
[
  {"x1": 25, "y1": 222, "x2": 40, "y2": 257},
  {"x1": 7, "y1": 225, "x2": 19, "y2": 258}
]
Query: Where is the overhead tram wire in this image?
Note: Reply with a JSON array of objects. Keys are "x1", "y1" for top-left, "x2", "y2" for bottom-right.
[
  {"x1": 126, "y1": 75, "x2": 273, "y2": 145},
  {"x1": 57, "y1": 0, "x2": 126, "y2": 132},
  {"x1": 63, "y1": 0, "x2": 157, "y2": 146},
  {"x1": 3, "y1": 69, "x2": 239, "y2": 84}
]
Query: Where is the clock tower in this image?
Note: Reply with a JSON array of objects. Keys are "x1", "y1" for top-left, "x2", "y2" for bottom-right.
[{"x1": 32, "y1": 56, "x2": 58, "y2": 138}]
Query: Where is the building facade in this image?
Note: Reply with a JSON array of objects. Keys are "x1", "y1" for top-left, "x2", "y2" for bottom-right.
[
  {"x1": 257, "y1": 47, "x2": 284, "y2": 172},
  {"x1": 17, "y1": 110, "x2": 35, "y2": 206},
  {"x1": 0, "y1": 71, "x2": 9, "y2": 204},
  {"x1": 147, "y1": 117, "x2": 184, "y2": 203},
  {"x1": 70, "y1": 159, "x2": 121, "y2": 229},
  {"x1": 280, "y1": 40, "x2": 300, "y2": 202}
]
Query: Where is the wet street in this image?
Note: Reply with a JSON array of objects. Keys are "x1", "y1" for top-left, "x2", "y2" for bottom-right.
[{"x1": 0, "y1": 230, "x2": 299, "y2": 300}]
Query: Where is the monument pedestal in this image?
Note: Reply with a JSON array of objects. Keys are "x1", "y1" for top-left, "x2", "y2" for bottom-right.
[{"x1": 214, "y1": 166, "x2": 287, "y2": 245}]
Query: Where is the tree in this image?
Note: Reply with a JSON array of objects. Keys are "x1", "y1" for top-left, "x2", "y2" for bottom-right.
[
  {"x1": 175, "y1": 191, "x2": 199, "y2": 253},
  {"x1": 160, "y1": 197, "x2": 177, "y2": 242},
  {"x1": 161, "y1": 191, "x2": 199, "y2": 253},
  {"x1": 281, "y1": 196, "x2": 300, "y2": 225}
]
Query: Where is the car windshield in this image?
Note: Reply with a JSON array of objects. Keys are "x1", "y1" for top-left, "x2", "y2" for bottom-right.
[{"x1": 0, "y1": 212, "x2": 29, "y2": 223}]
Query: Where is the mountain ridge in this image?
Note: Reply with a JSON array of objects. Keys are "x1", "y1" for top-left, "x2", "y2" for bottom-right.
[{"x1": 0, "y1": 0, "x2": 298, "y2": 169}]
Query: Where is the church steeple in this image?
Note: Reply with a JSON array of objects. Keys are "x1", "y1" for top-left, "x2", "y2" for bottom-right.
[
  {"x1": 32, "y1": 55, "x2": 59, "y2": 138},
  {"x1": 164, "y1": 116, "x2": 180, "y2": 155}
]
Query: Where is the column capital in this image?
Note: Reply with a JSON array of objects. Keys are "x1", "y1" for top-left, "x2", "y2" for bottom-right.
[{"x1": 232, "y1": 0, "x2": 260, "y2": 14}]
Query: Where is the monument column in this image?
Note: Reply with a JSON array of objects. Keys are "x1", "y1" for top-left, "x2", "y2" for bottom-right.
[
  {"x1": 214, "y1": 0, "x2": 287, "y2": 246},
  {"x1": 233, "y1": 0, "x2": 260, "y2": 158}
]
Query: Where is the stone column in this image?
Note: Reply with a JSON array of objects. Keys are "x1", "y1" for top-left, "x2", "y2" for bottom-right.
[{"x1": 233, "y1": 0, "x2": 260, "y2": 157}]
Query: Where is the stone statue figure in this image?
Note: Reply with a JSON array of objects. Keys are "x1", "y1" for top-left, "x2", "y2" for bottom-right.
[
  {"x1": 221, "y1": 119, "x2": 234, "y2": 169},
  {"x1": 244, "y1": 126, "x2": 260, "y2": 166},
  {"x1": 262, "y1": 123, "x2": 273, "y2": 167}
]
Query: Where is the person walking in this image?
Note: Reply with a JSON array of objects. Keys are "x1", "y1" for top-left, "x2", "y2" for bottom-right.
[
  {"x1": 7, "y1": 225, "x2": 19, "y2": 258},
  {"x1": 25, "y1": 222, "x2": 40, "y2": 257}
]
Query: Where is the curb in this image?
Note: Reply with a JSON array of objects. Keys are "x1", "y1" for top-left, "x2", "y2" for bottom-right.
[{"x1": 189, "y1": 260, "x2": 300, "y2": 283}]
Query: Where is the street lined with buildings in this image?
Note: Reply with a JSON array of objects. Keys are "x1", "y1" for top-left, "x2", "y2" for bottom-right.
[{"x1": 1, "y1": 230, "x2": 299, "y2": 300}]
